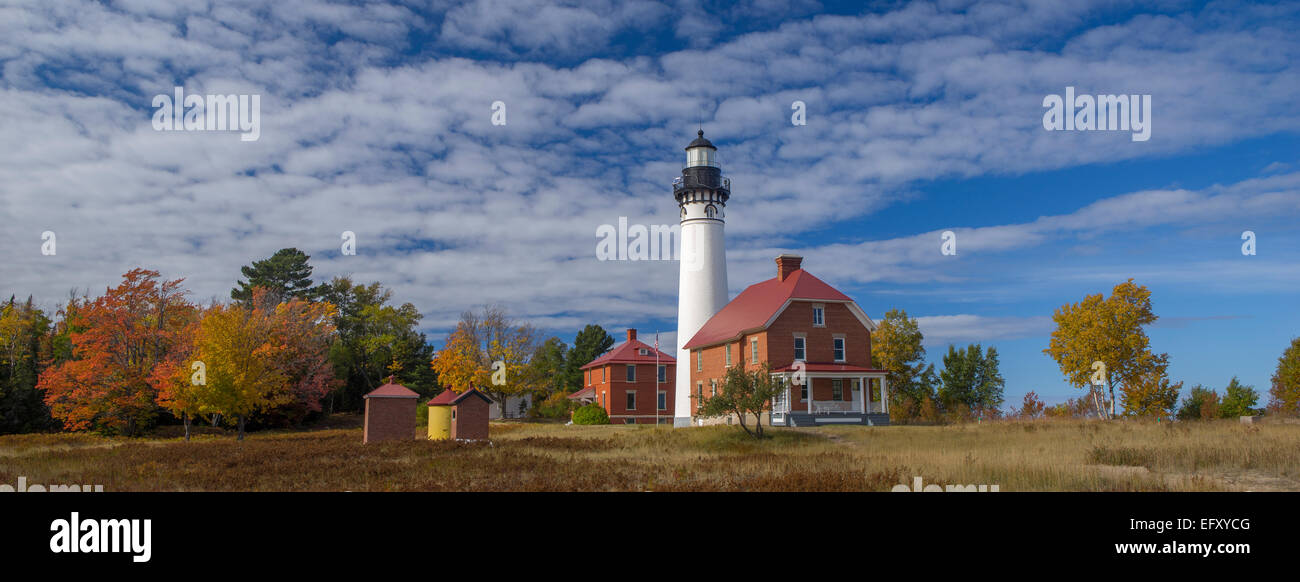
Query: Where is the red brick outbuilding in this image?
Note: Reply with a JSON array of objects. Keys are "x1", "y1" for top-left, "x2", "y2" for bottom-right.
[
  {"x1": 363, "y1": 378, "x2": 419, "y2": 444},
  {"x1": 449, "y1": 387, "x2": 493, "y2": 441}
]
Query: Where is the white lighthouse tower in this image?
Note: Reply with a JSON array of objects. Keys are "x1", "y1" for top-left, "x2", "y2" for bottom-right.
[{"x1": 673, "y1": 130, "x2": 730, "y2": 427}]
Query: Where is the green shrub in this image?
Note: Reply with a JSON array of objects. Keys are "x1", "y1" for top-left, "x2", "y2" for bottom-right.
[
  {"x1": 572, "y1": 404, "x2": 609, "y2": 425},
  {"x1": 416, "y1": 403, "x2": 429, "y2": 427}
]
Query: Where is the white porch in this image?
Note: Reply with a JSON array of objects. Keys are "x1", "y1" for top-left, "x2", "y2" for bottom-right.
[{"x1": 768, "y1": 370, "x2": 890, "y2": 427}]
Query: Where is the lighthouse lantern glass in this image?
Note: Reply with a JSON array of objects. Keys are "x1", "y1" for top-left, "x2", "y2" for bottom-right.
[{"x1": 687, "y1": 147, "x2": 717, "y2": 168}]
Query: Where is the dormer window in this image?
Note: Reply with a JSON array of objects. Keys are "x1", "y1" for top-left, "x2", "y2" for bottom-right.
[{"x1": 639, "y1": 348, "x2": 649, "y2": 356}]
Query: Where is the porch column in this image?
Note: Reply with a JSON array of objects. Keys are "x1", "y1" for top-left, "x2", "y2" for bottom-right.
[
  {"x1": 881, "y1": 375, "x2": 888, "y2": 415},
  {"x1": 859, "y1": 377, "x2": 866, "y2": 414}
]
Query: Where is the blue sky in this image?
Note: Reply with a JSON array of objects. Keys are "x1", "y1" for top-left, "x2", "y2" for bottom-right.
[{"x1": 1, "y1": 0, "x2": 1297, "y2": 409}]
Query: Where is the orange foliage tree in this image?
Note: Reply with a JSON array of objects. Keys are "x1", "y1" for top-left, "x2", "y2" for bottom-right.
[{"x1": 37, "y1": 269, "x2": 195, "y2": 435}]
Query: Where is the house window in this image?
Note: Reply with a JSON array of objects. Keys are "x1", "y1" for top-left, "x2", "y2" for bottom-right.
[
  {"x1": 657, "y1": 391, "x2": 667, "y2": 410},
  {"x1": 751, "y1": 339, "x2": 758, "y2": 362},
  {"x1": 626, "y1": 364, "x2": 636, "y2": 382},
  {"x1": 626, "y1": 391, "x2": 636, "y2": 410},
  {"x1": 813, "y1": 306, "x2": 825, "y2": 326},
  {"x1": 800, "y1": 382, "x2": 808, "y2": 402},
  {"x1": 601, "y1": 367, "x2": 606, "y2": 383},
  {"x1": 626, "y1": 418, "x2": 636, "y2": 425},
  {"x1": 793, "y1": 336, "x2": 806, "y2": 361},
  {"x1": 639, "y1": 348, "x2": 649, "y2": 356},
  {"x1": 833, "y1": 337, "x2": 845, "y2": 362},
  {"x1": 697, "y1": 382, "x2": 704, "y2": 402},
  {"x1": 452, "y1": 409, "x2": 457, "y2": 420},
  {"x1": 696, "y1": 351, "x2": 702, "y2": 372},
  {"x1": 710, "y1": 379, "x2": 717, "y2": 396},
  {"x1": 832, "y1": 379, "x2": 844, "y2": 401},
  {"x1": 657, "y1": 364, "x2": 666, "y2": 383},
  {"x1": 725, "y1": 343, "x2": 732, "y2": 367}
]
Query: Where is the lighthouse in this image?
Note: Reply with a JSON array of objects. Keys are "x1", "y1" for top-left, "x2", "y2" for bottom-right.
[{"x1": 673, "y1": 130, "x2": 730, "y2": 427}]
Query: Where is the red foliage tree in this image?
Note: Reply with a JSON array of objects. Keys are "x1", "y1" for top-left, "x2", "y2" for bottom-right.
[{"x1": 37, "y1": 269, "x2": 195, "y2": 435}]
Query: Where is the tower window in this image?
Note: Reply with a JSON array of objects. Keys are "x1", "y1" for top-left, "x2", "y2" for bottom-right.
[{"x1": 705, "y1": 204, "x2": 717, "y2": 218}]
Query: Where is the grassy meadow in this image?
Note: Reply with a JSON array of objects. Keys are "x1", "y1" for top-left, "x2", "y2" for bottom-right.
[{"x1": 1, "y1": 416, "x2": 1298, "y2": 491}]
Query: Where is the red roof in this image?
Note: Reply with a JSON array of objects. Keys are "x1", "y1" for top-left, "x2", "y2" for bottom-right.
[
  {"x1": 580, "y1": 338, "x2": 675, "y2": 370},
  {"x1": 364, "y1": 381, "x2": 419, "y2": 399},
  {"x1": 683, "y1": 269, "x2": 857, "y2": 349},
  {"x1": 451, "y1": 387, "x2": 494, "y2": 406},
  {"x1": 771, "y1": 363, "x2": 888, "y2": 374},
  {"x1": 566, "y1": 386, "x2": 595, "y2": 400},
  {"x1": 427, "y1": 389, "x2": 460, "y2": 406}
]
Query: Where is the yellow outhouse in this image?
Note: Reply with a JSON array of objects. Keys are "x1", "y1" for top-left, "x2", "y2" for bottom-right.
[{"x1": 426, "y1": 389, "x2": 457, "y2": 440}]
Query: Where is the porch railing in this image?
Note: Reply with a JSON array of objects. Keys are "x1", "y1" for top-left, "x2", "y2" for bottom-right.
[{"x1": 811, "y1": 401, "x2": 856, "y2": 414}]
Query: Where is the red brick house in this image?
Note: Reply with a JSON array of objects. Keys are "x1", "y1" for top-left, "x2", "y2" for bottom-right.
[
  {"x1": 682, "y1": 255, "x2": 891, "y2": 427},
  {"x1": 579, "y1": 329, "x2": 676, "y2": 424}
]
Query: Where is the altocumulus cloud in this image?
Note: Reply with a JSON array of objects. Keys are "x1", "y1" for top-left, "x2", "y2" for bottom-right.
[{"x1": 1, "y1": 0, "x2": 1298, "y2": 342}]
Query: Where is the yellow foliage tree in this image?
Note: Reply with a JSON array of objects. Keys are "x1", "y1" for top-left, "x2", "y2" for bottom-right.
[
  {"x1": 1043, "y1": 279, "x2": 1168, "y2": 419},
  {"x1": 430, "y1": 323, "x2": 486, "y2": 393}
]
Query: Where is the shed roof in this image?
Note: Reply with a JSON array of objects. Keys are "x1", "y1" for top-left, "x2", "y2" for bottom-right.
[{"x1": 364, "y1": 380, "x2": 419, "y2": 399}]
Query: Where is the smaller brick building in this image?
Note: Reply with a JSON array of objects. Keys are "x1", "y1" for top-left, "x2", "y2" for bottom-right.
[
  {"x1": 449, "y1": 387, "x2": 492, "y2": 441},
  {"x1": 363, "y1": 378, "x2": 419, "y2": 443},
  {"x1": 580, "y1": 329, "x2": 676, "y2": 424}
]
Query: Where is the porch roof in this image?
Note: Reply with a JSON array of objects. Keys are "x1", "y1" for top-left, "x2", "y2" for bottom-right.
[{"x1": 770, "y1": 363, "x2": 888, "y2": 374}]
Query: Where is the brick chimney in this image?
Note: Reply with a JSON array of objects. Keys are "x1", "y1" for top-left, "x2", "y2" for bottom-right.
[
  {"x1": 775, "y1": 254, "x2": 803, "y2": 281},
  {"x1": 626, "y1": 328, "x2": 637, "y2": 342}
]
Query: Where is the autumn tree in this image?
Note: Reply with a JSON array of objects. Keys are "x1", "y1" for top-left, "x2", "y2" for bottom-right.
[
  {"x1": 871, "y1": 309, "x2": 938, "y2": 420},
  {"x1": 148, "y1": 315, "x2": 206, "y2": 440},
  {"x1": 1043, "y1": 279, "x2": 1168, "y2": 420},
  {"x1": 1269, "y1": 338, "x2": 1300, "y2": 416},
  {"x1": 1120, "y1": 371, "x2": 1181, "y2": 419},
  {"x1": 262, "y1": 293, "x2": 341, "y2": 425},
  {"x1": 431, "y1": 306, "x2": 539, "y2": 415},
  {"x1": 189, "y1": 300, "x2": 286, "y2": 439},
  {"x1": 37, "y1": 269, "x2": 195, "y2": 435},
  {"x1": 431, "y1": 323, "x2": 488, "y2": 393},
  {"x1": 1176, "y1": 385, "x2": 1218, "y2": 421},
  {"x1": 1218, "y1": 377, "x2": 1259, "y2": 418},
  {"x1": 696, "y1": 363, "x2": 780, "y2": 439},
  {"x1": 1015, "y1": 391, "x2": 1046, "y2": 419}
]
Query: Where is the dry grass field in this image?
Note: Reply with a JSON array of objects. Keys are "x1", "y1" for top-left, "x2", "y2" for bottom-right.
[{"x1": 2, "y1": 416, "x2": 1298, "y2": 491}]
